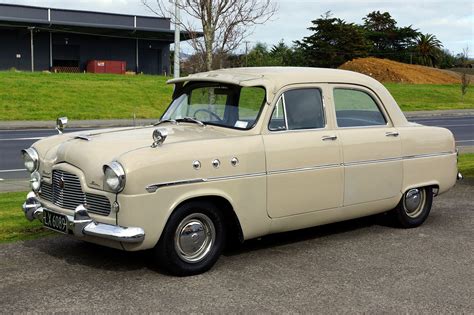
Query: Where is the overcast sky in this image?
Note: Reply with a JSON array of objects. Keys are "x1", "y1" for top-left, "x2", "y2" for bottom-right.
[{"x1": 1, "y1": 0, "x2": 473, "y2": 56}]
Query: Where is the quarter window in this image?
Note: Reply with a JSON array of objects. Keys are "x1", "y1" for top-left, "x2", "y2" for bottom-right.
[
  {"x1": 269, "y1": 88, "x2": 325, "y2": 131},
  {"x1": 333, "y1": 88, "x2": 386, "y2": 127}
]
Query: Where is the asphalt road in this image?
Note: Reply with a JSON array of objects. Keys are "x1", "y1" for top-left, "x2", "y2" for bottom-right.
[
  {"x1": 0, "y1": 128, "x2": 90, "y2": 180},
  {"x1": 0, "y1": 181, "x2": 472, "y2": 313},
  {"x1": 0, "y1": 116, "x2": 473, "y2": 180}
]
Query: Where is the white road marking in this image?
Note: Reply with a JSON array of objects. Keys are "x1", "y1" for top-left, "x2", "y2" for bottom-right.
[
  {"x1": 0, "y1": 169, "x2": 27, "y2": 173},
  {"x1": 0, "y1": 137, "x2": 44, "y2": 141},
  {"x1": 457, "y1": 140, "x2": 474, "y2": 143}
]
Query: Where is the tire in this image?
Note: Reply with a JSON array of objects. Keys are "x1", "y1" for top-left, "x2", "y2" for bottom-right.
[
  {"x1": 154, "y1": 200, "x2": 226, "y2": 276},
  {"x1": 391, "y1": 186, "x2": 433, "y2": 228}
]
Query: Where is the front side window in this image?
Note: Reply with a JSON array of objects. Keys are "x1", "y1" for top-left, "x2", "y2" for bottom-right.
[
  {"x1": 269, "y1": 88, "x2": 325, "y2": 131},
  {"x1": 162, "y1": 84, "x2": 266, "y2": 130},
  {"x1": 333, "y1": 88, "x2": 387, "y2": 127}
]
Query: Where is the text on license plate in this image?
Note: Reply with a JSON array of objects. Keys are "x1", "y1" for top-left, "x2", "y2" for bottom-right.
[{"x1": 43, "y1": 209, "x2": 68, "y2": 233}]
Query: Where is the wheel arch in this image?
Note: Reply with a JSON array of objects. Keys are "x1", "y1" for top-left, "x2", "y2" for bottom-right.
[{"x1": 166, "y1": 193, "x2": 244, "y2": 246}]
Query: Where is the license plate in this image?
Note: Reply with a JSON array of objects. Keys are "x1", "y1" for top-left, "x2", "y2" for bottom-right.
[{"x1": 43, "y1": 209, "x2": 68, "y2": 234}]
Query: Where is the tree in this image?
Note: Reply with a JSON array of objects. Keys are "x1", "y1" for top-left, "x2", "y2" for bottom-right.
[
  {"x1": 460, "y1": 47, "x2": 471, "y2": 102},
  {"x1": 295, "y1": 12, "x2": 370, "y2": 68},
  {"x1": 142, "y1": 0, "x2": 277, "y2": 72},
  {"x1": 416, "y1": 33, "x2": 443, "y2": 67},
  {"x1": 362, "y1": 11, "x2": 419, "y2": 62}
]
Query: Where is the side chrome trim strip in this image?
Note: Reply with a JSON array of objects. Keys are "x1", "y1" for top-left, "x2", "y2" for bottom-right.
[
  {"x1": 268, "y1": 163, "x2": 340, "y2": 175},
  {"x1": 145, "y1": 151, "x2": 455, "y2": 193},
  {"x1": 146, "y1": 179, "x2": 206, "y2": 193},
  {"x1": 403, "y1": 151, "x2": 454, "y2": 160},
  {"x1": 145, "y1": 172, "x2": 267, "y2": 193},
  {"x1": 344, "y1": 157, "x2": 402, "y2": 167}
]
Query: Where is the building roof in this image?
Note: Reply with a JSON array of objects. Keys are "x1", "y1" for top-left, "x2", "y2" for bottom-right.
[{"x1": 0, "y1": 3, "x2": 197, "y2": 41}]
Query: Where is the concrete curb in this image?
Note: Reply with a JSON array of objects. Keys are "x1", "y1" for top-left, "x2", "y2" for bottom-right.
[{"x1": 0, "y1": 110, "x2": 473, "y2": 130}]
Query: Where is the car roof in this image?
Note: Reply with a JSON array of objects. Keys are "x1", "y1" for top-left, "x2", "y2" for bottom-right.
[{"x1": 168, "y1": 67, "x2": 409, "y2": 126}]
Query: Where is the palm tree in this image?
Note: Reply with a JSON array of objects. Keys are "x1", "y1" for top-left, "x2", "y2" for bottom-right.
[{"x1": 416, "y1": 33, "x2": 443, "y2": 67}]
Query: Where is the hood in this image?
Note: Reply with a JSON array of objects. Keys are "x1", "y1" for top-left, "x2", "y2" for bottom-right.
[{"x1": 34, "y1": 123, "x2": 237, "y2": 190}]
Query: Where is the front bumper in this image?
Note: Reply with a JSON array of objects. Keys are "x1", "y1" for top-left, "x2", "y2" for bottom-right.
[{"x1": 22, "y1": 192, "x2": 145, "y2": 243}]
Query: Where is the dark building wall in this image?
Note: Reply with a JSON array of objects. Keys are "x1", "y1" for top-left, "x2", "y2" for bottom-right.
[
  {"x1": 0, "y1": 28, "x2": 170, "y2": 74},
  {"x1": 0, "y1": 28, "x2": 33, "y2": 71}
]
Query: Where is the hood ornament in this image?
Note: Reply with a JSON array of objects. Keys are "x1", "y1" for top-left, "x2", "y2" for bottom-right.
[{"x1": 151, "y1": 128, "x2": 168, "y2": 148}]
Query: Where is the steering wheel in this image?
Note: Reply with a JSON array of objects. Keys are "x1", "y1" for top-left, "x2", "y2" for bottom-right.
[{"x1": 193, "y1": 109, "x2": 223, "y2": 122}]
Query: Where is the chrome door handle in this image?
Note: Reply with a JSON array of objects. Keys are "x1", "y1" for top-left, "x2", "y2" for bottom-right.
[
  {"x1": 322, "y1": 135, "x2": 338, "y2": 141},
  {"x1": 385, "y1": 131, "x2": 399, "y2": 137}
]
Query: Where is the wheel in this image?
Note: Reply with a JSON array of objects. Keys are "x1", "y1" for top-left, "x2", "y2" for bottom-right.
[
  {"x1": 391, "y1": 187, "x2": 433, "y2": 228},
  {"x1": 154, "y1": 200, "x2": 226, "y2": 276}
]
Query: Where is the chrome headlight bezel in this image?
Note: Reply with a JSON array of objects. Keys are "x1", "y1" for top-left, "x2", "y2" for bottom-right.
[
  {"x1": 103, "y1": 161, "x2": 126, "y2": 193},
  {"x1": 21, "y1": 148, "x2": 39, "y2": 173}
]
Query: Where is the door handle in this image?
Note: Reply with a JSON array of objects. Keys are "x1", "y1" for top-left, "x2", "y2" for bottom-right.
[
  {"x1": 385, "y1": 131, "x2": 399, "y2": 137},
  {"x1": 322, "y1": 135, "x2": 338, "y2": 141}
]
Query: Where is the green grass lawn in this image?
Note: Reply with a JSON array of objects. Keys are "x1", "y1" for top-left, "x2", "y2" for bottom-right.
[
  {"x1": 0, "y1": 71, "x2": 472, "y2": 121},
  {"x1": 385, "y1": 83, "x2": 474, "y2": 111},
  {"x1": 0, "y1": 192, "x2": 52, "y2": 243},
  {"x1": 459, "y1": 154, "x2": 474, "y2": 179},
  {"x1": 0, "y1": 71, "x2": 173, "y2": 120}
]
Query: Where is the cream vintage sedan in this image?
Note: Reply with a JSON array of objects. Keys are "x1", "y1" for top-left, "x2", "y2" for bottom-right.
[{"x1": 22, "y1": 67, "x2": 461, "y2": 275}]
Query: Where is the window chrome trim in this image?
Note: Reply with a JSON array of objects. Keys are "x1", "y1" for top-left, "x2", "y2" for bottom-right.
[
  {"x1": 332, "y1": 86, "x2": 390, "y2": 129},
  {"x1": 268, "y1": 87, "x2": 327, "y2": 133}
]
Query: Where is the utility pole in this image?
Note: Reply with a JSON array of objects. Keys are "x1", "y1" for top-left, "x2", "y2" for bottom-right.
[
  {"x1": 173, "y1": 0, "x2": 180, "y2": 78},
  {"x1": 28, "y1": 27, "x2": 35, "y2": 72}
]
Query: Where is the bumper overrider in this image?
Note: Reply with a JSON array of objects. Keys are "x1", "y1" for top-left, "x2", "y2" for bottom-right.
[{"x1": 22, "y1": 192, "x2": 145, "y2": 243}]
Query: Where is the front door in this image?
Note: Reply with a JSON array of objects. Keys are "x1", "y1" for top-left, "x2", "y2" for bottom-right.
[
  {"x1": 331, "y1": 86, "x2": 402, "y2": 205},
  {"x1": 263, "y1": 87, "x2": 344, "y2": 218}
]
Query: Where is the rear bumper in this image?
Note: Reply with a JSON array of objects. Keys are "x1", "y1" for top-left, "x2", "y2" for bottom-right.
[{"x1": 22, "y1": 192, "x2": 145, "y2": 243}]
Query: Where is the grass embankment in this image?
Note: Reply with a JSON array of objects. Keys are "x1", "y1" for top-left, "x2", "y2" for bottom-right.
[
  {"x1": 0, "y1": 71, "x2": 473, "y2": 121},
  {"x1": 385, "y1": 83, "x2": 474, "y2": 111},
  {"x1": 0, "y1": 192, "x2": 51, "y2": 243},
  {"x1": 1, "y1": 155, "x2": 473, "y2": 243},
  {"x1": 0, "y1": 71, "x2": 173, "y2": 120}
]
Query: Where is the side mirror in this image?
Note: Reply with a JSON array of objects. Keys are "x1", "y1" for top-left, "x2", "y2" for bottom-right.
[
  {"x1": 56, "y1": 117, "x2": 68, "y2": 134},
  {"x1": 151, "y1": 128, "x2": 168, "y2": 147}
]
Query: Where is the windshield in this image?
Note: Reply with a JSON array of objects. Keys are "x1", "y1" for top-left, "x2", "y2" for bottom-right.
[{"x1": 161, "y1": 83, "x2": 266, "y2": 130}]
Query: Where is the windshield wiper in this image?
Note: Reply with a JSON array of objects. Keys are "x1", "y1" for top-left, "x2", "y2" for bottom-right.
[
  {"x1": 154, "y1": 119, "x2": 177, "y2": 126},
  {"x1": 176, "y1": 117, "x2": 206, "y2": 127}
]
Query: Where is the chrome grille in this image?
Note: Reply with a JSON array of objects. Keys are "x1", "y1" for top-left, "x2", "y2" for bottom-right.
[{"x1": 39, "y1": 170, "x2": 111, "y2": 216}]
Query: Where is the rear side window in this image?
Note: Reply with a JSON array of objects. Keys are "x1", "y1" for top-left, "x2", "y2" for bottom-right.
[
  {"x1": 333, "y1": 89, "x2": 386, "y2": 127},
  {"x1": 269, "y1": 88, "x2": 325, "y2": 131}
]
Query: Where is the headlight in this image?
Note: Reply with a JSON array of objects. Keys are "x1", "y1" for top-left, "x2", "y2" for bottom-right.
[
  {"x1": 21, "y1": 148, "x2": 39, "y2": 173},
  {"x1": 30, "y1": 171, "x2": 41, "y2": 191},
  {"x1": 103, "y1": 162, "x2": 126, "y2": 193}
]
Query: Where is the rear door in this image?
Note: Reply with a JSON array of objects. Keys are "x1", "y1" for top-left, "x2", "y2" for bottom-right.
[{"x1": 331, "y1": 85, "x2": 402, "y2": 206}]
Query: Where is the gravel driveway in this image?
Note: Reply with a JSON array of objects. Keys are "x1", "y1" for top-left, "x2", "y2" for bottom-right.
[{"x1": 1, "y1": 181, "x2": 473, "y2": 313}]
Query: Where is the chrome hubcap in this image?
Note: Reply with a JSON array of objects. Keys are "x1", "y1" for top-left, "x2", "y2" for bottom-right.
[
  {"x1": 174, "y1": 213, "x2": 215, "y2": 263},
  {"x1": 403, "y1": 188, "x2": 426, "y2": 218}
]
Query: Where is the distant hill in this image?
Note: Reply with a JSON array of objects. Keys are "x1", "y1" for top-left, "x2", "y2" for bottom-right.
[{"x1": 339, "y1": 57, "x2": 461, "y2": 84}]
